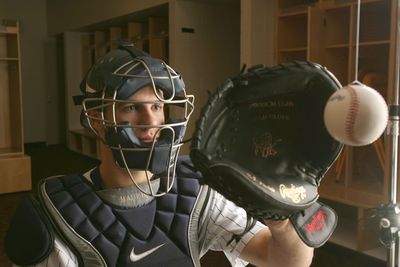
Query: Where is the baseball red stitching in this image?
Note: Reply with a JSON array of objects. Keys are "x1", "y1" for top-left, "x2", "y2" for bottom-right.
[{"x1": 345, "y1": 86, "x2": 361, "y2": 145}]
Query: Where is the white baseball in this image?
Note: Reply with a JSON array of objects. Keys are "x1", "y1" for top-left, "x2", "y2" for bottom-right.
[{"x1": 323, "y1": 82, "x2": 388, "y2": 146}]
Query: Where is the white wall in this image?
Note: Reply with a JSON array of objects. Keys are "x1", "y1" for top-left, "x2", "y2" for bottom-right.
[
  {"x1": 46, "y1": 0, "x2": 169, "y2": 35},
  {"x1": 63, "y1": 32, "x2": 83, "y2": 132},
  {"x1": 241, "y1": 0, "x2": 276, "y2": 67},
  {"x1": 44, "y1": 36, "x2": 65, "y2": 145},
  {"x1": 0, "y1": 0, "x2": 47, "y2": 143},
  {"x1": 170, "y1": 0, "x2": 240, "y2": 153}
]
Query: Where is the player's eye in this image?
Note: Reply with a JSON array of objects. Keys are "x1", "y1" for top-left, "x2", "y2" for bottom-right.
[
  {"x1": 153, "y1": 103, "x2": 163, "y2": 111},
  {"x1": 121, "y1": 104, "x2": 137, "y2": 113}
]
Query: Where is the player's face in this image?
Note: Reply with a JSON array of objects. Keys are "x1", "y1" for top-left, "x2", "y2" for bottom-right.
[{"x1": 112, "y1": 85, "x2": 165, "y2": 143}]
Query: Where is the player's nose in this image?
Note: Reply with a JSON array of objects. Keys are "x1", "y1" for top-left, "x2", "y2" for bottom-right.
[{"x1": 139, "y1": 107, "x2": 159, "y2": 126}]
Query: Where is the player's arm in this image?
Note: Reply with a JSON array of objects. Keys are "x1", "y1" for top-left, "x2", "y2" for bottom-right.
[
  {"x1": 22, "y1": 237, "x2": 78, "y2": 267},
  {"x1": 239, "y1": 219, "x2": 313, "y2": 267},
  {"x1": 5, "y1": 196, "x2": 78, "y2": 267}
]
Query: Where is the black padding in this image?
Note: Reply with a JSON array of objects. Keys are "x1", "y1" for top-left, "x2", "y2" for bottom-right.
[{"x1": 4, "y1": 195, "x2": 54, "y2": 265}]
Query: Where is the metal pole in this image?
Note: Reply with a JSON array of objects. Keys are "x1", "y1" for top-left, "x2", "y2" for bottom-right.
[
  {"x1": 389, "y1": 0, "x2": 400, "y2": 203},
  {"x1": 383, "y1": 1, "x2": 400, "y2": 266}
]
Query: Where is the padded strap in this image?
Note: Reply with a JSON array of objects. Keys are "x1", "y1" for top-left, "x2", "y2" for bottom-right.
[
  {"x1": 289, "y1": 201, "x2": 337, "y2": 248},
  {"x1": 5, "y1": 195, "x2": 54, "y2": 265}
]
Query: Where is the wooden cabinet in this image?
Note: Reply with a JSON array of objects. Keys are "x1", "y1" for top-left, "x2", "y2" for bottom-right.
[
  {"x1": 0, "y1": 20, "x2": 31, "y2": 193},
  {"x1": 68, "y1": 129, "x2": 100, "y2": 159},
  {"x1": 275, "y1": 0, "x2": 394, "y2": 259},
  {"x1": 276, "y1": 9, "x2": 309, "y2": 62}
]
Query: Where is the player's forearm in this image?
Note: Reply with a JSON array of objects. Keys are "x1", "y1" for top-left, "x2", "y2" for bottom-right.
[
  {"x1": 240, "y1": 219, "x2": 313, "y2": 267},
  {"x1": 265, "y1": 219, "x2": 313, "y2": 267}
]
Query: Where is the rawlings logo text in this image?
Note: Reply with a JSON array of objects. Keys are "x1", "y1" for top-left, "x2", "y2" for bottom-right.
[
  {"x1": 279, "y1": 184, "x2": 306, "y2": 203},
  {"x1": 305, "y1": 210, "x2": 327, "y2": 234}
]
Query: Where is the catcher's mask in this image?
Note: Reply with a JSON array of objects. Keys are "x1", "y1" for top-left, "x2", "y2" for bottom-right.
[{"x1": 74, "y1": 43, "x2": 194, "y2": 196}]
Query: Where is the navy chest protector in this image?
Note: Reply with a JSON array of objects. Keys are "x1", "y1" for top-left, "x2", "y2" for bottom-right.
[{"x1": 5, "y1": 156, "x2": 206, "y2": 267}]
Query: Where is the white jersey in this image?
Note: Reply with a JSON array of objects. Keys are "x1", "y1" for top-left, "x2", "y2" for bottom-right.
[{"x1": 18, "y1": 172, "x2": 266, "y2": 267}]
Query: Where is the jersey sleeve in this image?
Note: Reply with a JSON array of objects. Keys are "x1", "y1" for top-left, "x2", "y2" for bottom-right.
[
  {"x1": 198, "y1": 189, "x2": 266, "y2": 267},
  {"x1": 17, "y1": 236, "x2": 79, "y2": 267}
]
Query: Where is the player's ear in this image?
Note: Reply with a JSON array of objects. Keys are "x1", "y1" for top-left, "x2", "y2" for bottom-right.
[{"x1": 87, "y1": 109, "x2": 103, "y2": 134}]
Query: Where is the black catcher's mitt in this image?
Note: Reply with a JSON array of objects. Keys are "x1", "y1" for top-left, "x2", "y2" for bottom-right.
[{"x1": 190, "y1": 61, "x2": 343, "y2": 247}]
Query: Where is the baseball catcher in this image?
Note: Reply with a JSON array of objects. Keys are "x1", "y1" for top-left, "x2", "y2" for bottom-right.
[
  {"x1": 4, "y1": 45, "x2": 336, "y2": 266},
  {"x1": 191, "y1": 61, "x2": 344, "y2": 248}
]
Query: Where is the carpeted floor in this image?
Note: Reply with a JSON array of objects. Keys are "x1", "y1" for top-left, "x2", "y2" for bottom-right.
[{"x1": 0, "y1": 144, "x2": 387, "y2": 267}]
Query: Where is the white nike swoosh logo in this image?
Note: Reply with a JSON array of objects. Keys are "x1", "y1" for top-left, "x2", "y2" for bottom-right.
[{"x1": 129, "y1": 243, "x2": 165, "y2": 262}]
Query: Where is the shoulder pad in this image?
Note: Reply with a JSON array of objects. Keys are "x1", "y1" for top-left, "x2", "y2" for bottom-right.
[{"x1": 5, "y1": 195, "x2": 54, "y2": 265}]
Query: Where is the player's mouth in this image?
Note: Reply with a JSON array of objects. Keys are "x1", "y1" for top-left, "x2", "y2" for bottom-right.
[{"x1": 140, "y1": 134, "x2": 157, "y2": 143}]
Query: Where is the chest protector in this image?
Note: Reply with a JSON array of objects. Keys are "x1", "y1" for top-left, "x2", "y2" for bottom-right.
[{"x1": 39, "y1": 156, "x2": 207, "y2": 267}]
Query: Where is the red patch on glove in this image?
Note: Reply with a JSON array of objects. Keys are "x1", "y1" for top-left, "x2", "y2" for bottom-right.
[{"x1": 306, "y1": 210, "x2": 326, "y2": 234}]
